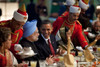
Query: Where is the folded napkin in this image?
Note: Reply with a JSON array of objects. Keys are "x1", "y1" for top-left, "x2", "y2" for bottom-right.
[
  {"x1": 83, "y1": 39, "x2": 97, "y2": 62},
  {"x1": 20, "y1": 47, "x2": 37, "y2": 59},
  {"x1": 84, "y1": 49, "x2": 94, "y2": 62},
  {"x1": 14, "y1": 44, "x2": 37, "y2": 59},
  {"x1": 64, "y1": 37, "x2": 74, "y2": 67},
  {"x1": 64, "y1": 54, "x2": 74, "y2": 67}
]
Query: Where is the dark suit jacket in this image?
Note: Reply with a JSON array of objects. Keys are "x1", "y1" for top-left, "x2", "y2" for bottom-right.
[
  {"x1": 19, "y1": 38, "x2": 40, "y2": 67},
  {"x1": 34, "y1": 34, "x2": 58, "y2": 60}
]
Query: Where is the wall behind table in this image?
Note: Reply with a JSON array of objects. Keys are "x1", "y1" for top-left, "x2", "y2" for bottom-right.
[{"x1": 0, "y1": 2, "x2": 18, "y2": 21}]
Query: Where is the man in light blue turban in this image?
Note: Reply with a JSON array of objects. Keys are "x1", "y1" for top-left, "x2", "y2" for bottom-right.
[
  {"x1": 19, "y1": 20, "x2": 40, "y2": 67},
  {"x1": 23, "y1": 20, "x2": 38, "y2": 38}
]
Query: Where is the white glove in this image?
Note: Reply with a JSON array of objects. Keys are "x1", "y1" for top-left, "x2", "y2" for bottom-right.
[
  {"x1": 84, "y1": 45, "x2": 93, "y2": 52},
  {"x1": 14, "y1": 44, "x2": 23, "y2": 52},
  {"x1": 88, "y1": 46, "x2": 93, "y2": 52},
  {"x1": 76, "y1": 46, "x2": 83, "y2": 51}
]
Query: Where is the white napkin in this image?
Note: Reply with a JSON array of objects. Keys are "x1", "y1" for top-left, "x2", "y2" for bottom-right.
[
  {"x1": 22, "y1": 47, "x2": 37, "y2": 55},
  {"x1": 76, "y1": 46, "x2": 83, "y2": 51},
  {"x1": 14, "y1": 44, "x2": 37, "y2": 59},
  {"x1": 19, "y1": 47, "x2": 37, "y2": 59}
]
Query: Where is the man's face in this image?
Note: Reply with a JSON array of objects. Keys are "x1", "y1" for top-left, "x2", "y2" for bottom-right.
[
  {"x1": 12, "y1": 19, "x2": 25, "y2": 31},
  {"x1": 93, "y1": 21, "x2": 100, "y2": 32},
  {"x1": 28, "y1": 28, "x2": 39, "y2": 41},
  {"x1": 40, "y1": 24, "x2": 53, "y2": 39},
  {"x1": 69, "y1": 13, "x2": 80, "y2": 22}
]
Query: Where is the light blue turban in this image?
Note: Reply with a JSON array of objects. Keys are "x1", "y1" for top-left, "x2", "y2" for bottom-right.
[{"x1": 23, "y1": 20, "x2": 37, "y2": 38}]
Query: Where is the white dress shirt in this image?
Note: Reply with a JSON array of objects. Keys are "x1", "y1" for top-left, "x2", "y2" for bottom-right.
[{"x1": 41, "y1": 34, "x2": 50, "y2": 45}]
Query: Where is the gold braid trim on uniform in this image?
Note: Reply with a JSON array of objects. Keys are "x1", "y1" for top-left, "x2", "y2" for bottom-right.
[
  {"x1": 59, "y1": 19, "x2": 75, "y2": 44},
  {"x1": 62, "y1": 11, "x2": 68, "y2": 15},
  {"x1": 82, "y1": 31, "x2": 89, "y2": 43},
  {"x1": 60, "y1": 11, "x2": 68, "y2": 18},
  {"x1": 0, "y1": 20, "x2": 12, "y2": 27},
  {"x1": 60, "y1": 15, "x2": 67, "y2": 18},
  {"x1": 61, "y1": 19, "x2": 75, "y2": 36},
  {"x1": 59, "y1": 15, "x2": 63, "y2": 17},
  {"x1": 65, "y1": 21, "x2": 75, "y2": 25},
  {"x1": 12, "y1": 31, "x2": 19, "y2": 35},
  {"x1": 82, "y1": 41, "x2": 87, "y2": 43},
  {"x1": 11, "y1": 32, "x2": 19, "y2": 44},
  {"x1": 62, "y1": 20, "x2": 67, "y2": 27},
  {"x1": 71, "y1": 23, "x2": 75, "y2": 36},
  {"x1": 64, "y1": 19, "x2": 75, "y2": 36},
  {"x1": 76, "y1": 20, "x2": 81, "y2": 25},
  {"x1": 0, "y1": 21, "x2": 9, "y2": 25},
  {"x1": 59, "y1": 20, "x2": 67, "y2": 43}
]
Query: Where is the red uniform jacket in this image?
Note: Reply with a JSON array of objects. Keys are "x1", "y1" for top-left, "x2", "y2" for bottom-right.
[
  {"x1": 52, "y1": 12, "x2": 88, "y2": 48},
  {"x1": 61, "y1": 11, "x2": 68, "y2": 17},
  {"x1": 0, "y1": 20, "x2": 23, "y2": 60}
]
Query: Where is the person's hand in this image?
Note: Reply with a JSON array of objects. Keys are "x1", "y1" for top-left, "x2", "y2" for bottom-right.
[
  {"x1": 46, "y1": 55, "x2": 54, "y2": 65},
  {"x1": 59, "y1": 48, "x2": 66, "y2": 55},
  {"x1": 15, "y1": 63, "x2": 24, "y2": 67},
  {"x1": 56, "y1": 48, "x2": 66, "y2": 56}
]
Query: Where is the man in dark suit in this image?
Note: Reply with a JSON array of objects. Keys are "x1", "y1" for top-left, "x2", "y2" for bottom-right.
[
  {"x1": 19, "y1": 20, "x2": 55, "y2": 66},
  {"x1": 19, "y1": 20, "x2": 40, "y2": 67},
  {"x1": 35, "y1": 20, "x2": 58, "y2": 60}
]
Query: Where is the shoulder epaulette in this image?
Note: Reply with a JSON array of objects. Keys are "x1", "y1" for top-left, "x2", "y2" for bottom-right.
[
  {"x1": 0, "y1": 20, "x2": 11, "y2": 26},
  {"x1": 76, "y1": 20, "x2": 82, "y2": 25},
  {"x1": 60, "y1": 11, "x2": 68, "y2": 18},
  {"x1": 59, "y1": 15, "x2": 64, "y2": 17},
  {"x1": 0, "y1": 21, "x2": 8, "y2": 26}
]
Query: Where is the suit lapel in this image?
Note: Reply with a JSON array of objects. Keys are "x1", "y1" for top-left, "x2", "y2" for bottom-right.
[
  {"x1": 50, "y1": 35, "x2": 55, "y2": 48},
  {"x1": 50, "y1": 35, "x2": 57, "y2": 53},
  {"x1": 39, "y1": 35, "x2": 51, "y2": 54}
]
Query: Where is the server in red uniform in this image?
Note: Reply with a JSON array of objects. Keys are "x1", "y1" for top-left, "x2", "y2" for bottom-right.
[
  {"x1": 0, "y1": 4, "x2": 28, "y2": 62},
  {"x1": 55, "y1": 0, "x2": 75, "y2": 42},
  {"x1": 52, "y1": 4, "x2": 88, "y2": 48}
]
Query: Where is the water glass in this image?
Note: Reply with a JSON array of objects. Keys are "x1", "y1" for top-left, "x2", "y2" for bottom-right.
[
  {"x1": 39, "y1": 60, "x2": 46, "y2": 67},
  {"x1": 31, "y1": 61, "x2": 37, "y2": 67}
]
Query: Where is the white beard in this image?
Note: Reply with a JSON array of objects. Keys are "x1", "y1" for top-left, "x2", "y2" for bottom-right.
[{"x1": 88, "y1": 33, "x2": 96, "y2": 39}]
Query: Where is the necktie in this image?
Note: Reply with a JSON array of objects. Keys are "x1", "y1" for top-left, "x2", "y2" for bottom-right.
[{"x1": 48, "y1": 39, "x2": 55, "y2": 56}]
